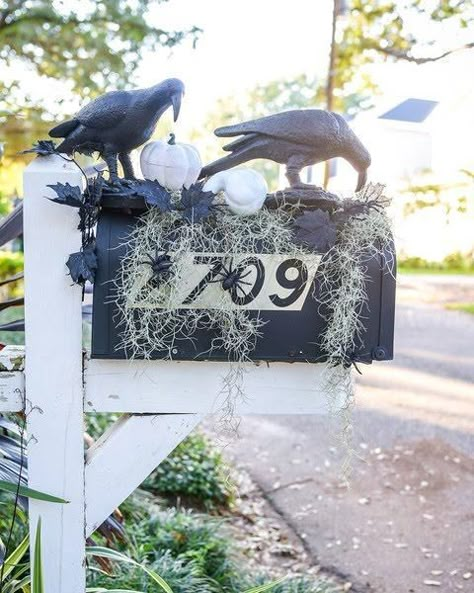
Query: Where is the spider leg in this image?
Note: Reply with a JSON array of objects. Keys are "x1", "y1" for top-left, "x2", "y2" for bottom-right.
[
  {"x1": 238, "y1": 280, "x2": 252, "y2": 287},
  {"x1": 208, "y1": 270, "x2": 226, "y2": 283},
  {"x1": 238, "y1": 270, "x2": 252, "y2": 280},
  {"x1": 235, "y1": 284, "x2": 249, "y2": 298},
  {"x1": 227, "y1": 258, "x2": 235, "y2": 274}
]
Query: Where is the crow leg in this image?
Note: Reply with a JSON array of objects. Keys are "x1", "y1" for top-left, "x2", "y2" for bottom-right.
[
  {"x1": 286, "y1": 165, "x2": 303, "y2": 188},
  {"x1": 104, "y1": 152, "x2": 119, "y2": 183},
  {"x1": 286, "y1": 159, "x2": 318, "y2": 190},
  {"x1": 119, "y1": 152, "x2": 136, "y2": 179}
]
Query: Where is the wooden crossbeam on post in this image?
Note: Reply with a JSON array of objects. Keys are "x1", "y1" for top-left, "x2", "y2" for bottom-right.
[{"x1": 85, "y1": 413, "x2": 203, "y2": 536}]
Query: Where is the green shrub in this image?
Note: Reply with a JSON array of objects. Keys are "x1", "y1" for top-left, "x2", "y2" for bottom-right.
[
  {"x1": 127, "y1": 508, "x2": 242, "y2": 592},
  {"x1": 0, "y1": 250, "x2": 23, "y2": 296},
  {"x1": 0, "y1": 305, "x2": 24, "y2": 345},
  {"x1": 85, "y1": 413, "x2": 120, "y2": 440},
  {"x1": 443, "y1": 251, "x2": 474, "y2": 272},
  {"x1": 143, "y1": 432, "x2": 233, "y2": 509},
  {"x1": 398, "y1": 251, "x2": 474, "y2": 273},
  {"x1": 89, "y1": 549, "x2": 216, "y2": 593}
]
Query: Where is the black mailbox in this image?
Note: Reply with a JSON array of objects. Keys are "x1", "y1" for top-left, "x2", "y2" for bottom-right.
[{"x1": 91, "y1": 202, "x2": 396, "y2": 364}]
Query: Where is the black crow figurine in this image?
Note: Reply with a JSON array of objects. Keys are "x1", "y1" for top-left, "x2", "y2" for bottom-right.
[
  {"x1": 200, "y1": 109, "x2": 371, "y2": 192},
  {"x1": 49, "y1": 78, "x2": 185, "y2": 181}
]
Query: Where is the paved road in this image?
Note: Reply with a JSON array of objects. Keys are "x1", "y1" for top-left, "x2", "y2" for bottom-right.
[{"x1": 227, "y1": 277, "x2": 474, "y2": 593}]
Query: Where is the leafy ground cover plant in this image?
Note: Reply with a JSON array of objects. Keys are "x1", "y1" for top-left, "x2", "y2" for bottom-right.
[
  {"x1": 85, "y1": 419, "x2": 233, "y2": 510},
  {"x1": 129, "y1": 509, "x2": 241, "y2": 591},
  {"x1": 142, "y1": 432, "x2": 234, "y2": 510},
  {"x1": 88, "y1": 502, "x2": 336, "y2": 593}
]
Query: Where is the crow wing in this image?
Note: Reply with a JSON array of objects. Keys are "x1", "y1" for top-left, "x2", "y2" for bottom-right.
[
  {"x1": 49, "y1": 119, "x2": 80, "y2": 138},
  {"x1": 215, "y1": 109, "x2": 347, "y2": 149},
  {"x1": 75, "y1": 90, "x2": 134, "y2": 130}
]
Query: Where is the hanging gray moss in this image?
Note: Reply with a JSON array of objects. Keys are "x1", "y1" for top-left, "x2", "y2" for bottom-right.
[
  {"x1": 317, "y1": 183, "x2": 394, "y2": 476},
  {"x1": 115, "y1": 182, "x2": 394, "y2": 438},
  {"x1": 115, "y1": 206, "x2": 317, "y2": 429}
]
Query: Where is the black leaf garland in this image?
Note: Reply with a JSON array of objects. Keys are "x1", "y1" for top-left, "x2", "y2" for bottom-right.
[
  {"x1": 178, "y1": 181, "x2": 217, "y2": 223},
  {"x1": 47, "y1": 182, "x2": 83, "y2": 208},
  {"x1": 293, "y1": 209, "x2": 337, "y2": 253}
]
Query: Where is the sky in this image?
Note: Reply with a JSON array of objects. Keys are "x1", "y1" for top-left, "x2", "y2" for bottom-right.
[
  {"x1": 4, "y1": 0, "x2": 473, "y2": 133},
  {"x1": 137, "y1": 0, "x2": 473, "y2": 132},
  {"x1": 137, "y1": 0, "x2": 336, "y2": 133}
]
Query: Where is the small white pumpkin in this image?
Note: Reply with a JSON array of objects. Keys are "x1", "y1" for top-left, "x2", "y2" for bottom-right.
[
  {"x1": 203, "y1": 168, "x2": 268, "y2": 216},
  {"x1": 140, "y1": 134, "x2": 202, "y2": 191}
]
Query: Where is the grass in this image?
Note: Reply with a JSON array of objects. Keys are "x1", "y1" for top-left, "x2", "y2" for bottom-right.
[
  {"x1": 445, "y1": 302, "x2": 474, "y2": 315},
  {"x1": 399, "y1": 266, "x2": 474, "y2": 276}
]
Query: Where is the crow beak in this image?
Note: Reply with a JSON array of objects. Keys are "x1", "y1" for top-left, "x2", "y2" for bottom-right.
[
  {"x1": 356, "y1": 169, "x2": 367, "y2": 192},
  {"x1": 171, "y1": 93, "x2": 182, "y2": 122}
]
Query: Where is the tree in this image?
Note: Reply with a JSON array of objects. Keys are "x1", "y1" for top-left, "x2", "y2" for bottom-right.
[
  {"x1": 323, "y1": 0, "x2": 474, "y2": 184},
  {"x1": 331, "y1": 0, "x2": 474, "y2": 110},
  {"x1": 0, "y1": 0, "x2": 200, "y2": 109}
]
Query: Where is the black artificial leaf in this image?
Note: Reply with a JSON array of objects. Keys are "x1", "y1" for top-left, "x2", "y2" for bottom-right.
[
  {"x1": 66, "y1": 243, "x2": 98, "y2": 285},
  {"x1": 47, "y1": 182, "x2": 83, "y2": 208},
  {"x1": 179, "y1": 181, "x2": 216, "y2": 223},
  {"x1": 332, "y1": 199, "x2": 371, "y2": 226},
  {"x1": 293, "y1": 209, "x2": 337, "y2": 253},
  {"x1": 22, "y1": 140, "x2": 58, "y2": 156},
  {"x1": 131, "y1": 180, "x2": 172, "y2": 211}
]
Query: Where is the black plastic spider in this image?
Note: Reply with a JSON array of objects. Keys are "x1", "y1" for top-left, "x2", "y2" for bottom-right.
[
  {"x1": 140, "y1": 247, "x2": 173, "y2": 288},
  {"x1": 210, "y1": 258, "x2": 252, "y2": 297}
]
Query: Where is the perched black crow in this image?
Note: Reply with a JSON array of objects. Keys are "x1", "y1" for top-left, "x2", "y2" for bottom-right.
[
  {"x1": 200, "y1": 109, "x2": 371, "y2": 191},
  {"x1": 49, "y1": 78, "x2": 185, "y2": 181}
]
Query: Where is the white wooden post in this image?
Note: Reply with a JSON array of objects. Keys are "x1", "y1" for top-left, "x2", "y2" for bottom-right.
[{"x1": 23, "y1": 155, "x2": 85, "y2": 593}]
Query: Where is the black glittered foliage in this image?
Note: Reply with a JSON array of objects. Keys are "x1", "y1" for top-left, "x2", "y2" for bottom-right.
[
  {"x1": 22, "y1": 139, "x2": 59, "y2": 156},
  {"x1": 178, "y1": 182, "x2": 217, "y2": 223},
  {"x1": 293, "y1": 209, "x2": 337, "y2": 253},
  {"x1": 332, "y1": 199, "x2": 374, "y2": 227},
  {"x1": 47, "y1": 182, "x2": 83, "y2": 208},
  {"x1": 66, "y1": 242, "x2": 98, "y2": 285},
  {"x1": 131, "y1": 179, "x2": 172, "y2": 211}
]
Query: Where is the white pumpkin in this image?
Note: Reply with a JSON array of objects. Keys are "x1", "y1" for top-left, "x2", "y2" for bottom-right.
[
  {"x1": 203, "y1": 168, "x2": 268, "y2": 216},
  {"x1": 140, "y1": 134, "x2": 202, "y2": 191}
]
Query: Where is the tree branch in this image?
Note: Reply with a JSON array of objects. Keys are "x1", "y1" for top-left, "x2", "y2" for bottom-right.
[{"x1": 372, "y1": 41, "x2": 474, "y2": 64}]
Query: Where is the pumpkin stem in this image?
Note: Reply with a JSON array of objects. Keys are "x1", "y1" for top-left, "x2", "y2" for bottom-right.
[{"x1": 168, "y1": 133, "x2": 176, "y2": 145}]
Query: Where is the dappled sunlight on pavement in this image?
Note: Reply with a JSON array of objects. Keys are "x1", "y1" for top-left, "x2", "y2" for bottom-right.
[
  {"x1": 227, "y1": 287, "x2": 474, "y2": 592},
  {"x1": 357, "y1": 364, "x2": 474, "y2": 434}
]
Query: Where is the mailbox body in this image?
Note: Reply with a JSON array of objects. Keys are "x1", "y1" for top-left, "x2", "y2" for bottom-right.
[{"x1": 91, "y1": 208, "x2": 396, "y2": 363}]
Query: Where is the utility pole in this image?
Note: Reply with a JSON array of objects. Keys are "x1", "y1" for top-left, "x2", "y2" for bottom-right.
[{"x1": 324, "y1": 0, "x2": 342, "y2": 188}]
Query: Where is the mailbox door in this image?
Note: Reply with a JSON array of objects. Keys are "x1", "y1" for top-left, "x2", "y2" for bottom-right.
[{"x1": 91, "y1": 209, "x2": 395, "y2": 363}]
